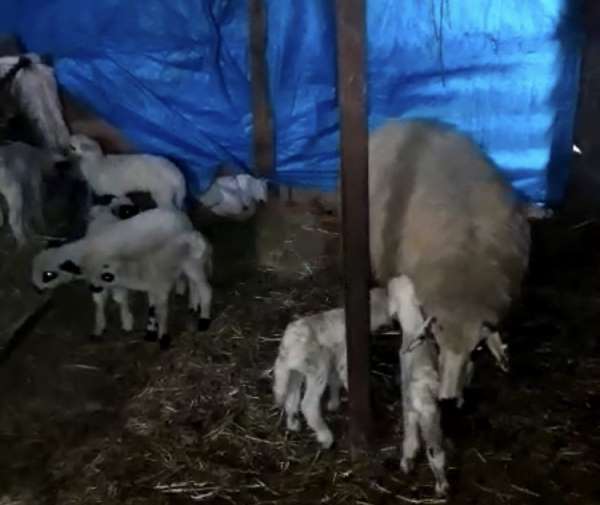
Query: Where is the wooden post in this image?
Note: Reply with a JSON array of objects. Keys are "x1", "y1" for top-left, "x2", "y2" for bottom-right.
[
  {"x1": 248, "y1": 0, "x2": 274, "y2": 183},
  {"x1": 335, "y1": 0, "x2": 372, "y2": 451}
]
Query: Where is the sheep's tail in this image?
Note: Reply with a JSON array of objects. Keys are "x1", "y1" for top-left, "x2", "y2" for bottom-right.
[{"x1": 273, "y1": 354, "x2": 292, "y2": 407}]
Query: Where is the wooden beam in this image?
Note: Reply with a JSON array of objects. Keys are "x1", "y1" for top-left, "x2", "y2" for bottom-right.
[
  {"x1": 248, "y1": 0, "x2": 274, "y2": 180},
  {"x1": 335, "y1": 0, "x2": 372, "y2": 451}
]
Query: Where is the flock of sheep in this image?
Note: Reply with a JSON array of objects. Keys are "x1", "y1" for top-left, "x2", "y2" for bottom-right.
[{"x1": 1, "y1": 55, "x2": 533, "y2": 498}]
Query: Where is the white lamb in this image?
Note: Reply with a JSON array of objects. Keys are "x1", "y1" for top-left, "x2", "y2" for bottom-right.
[
  {"x1": 273, "y1": 288, "x2": 391, "y2": 449},
  {"x1": 68, "y1": 134, "x2": 187, "y2": 209},
  {"x1": 388, "y1": 275, "x2": 449, "y2": 497},
  {"x1": 83, "y1": 227, "x2": 213, "y2": 349},
  {"x1": 84, "y1": 196, "x2": 140, "y2": 338},
  {"x1": 32, "y1": 207, "x2": 193, "y2": 334}
]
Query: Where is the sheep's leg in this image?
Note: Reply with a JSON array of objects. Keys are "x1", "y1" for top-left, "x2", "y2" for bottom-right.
[
  {"x1": 91, "y1": 289, "x2": 109, "y2": 338},
  {"x1": 326, "y1": 366, "x2": 342, "y2": 412},
  {"x1": 145, "y1": 293, "x2": 159, "y2": 342},
  {"x1": 400, "y1": 353, "x2": 420, "y2": 473},
  {"x1": 420, "y1": 400, "x2": 449, "y2": 497},
  {"x1": 6, "y1": 187, "x2": 26, "y2": 246},
  {"x1": 0, "y1": 206, "x2": 4, "y2": 227},
  {"x1": 185, "y1": 265, "x2": 212, "y2": 331},
  {"x1": 175, "y1": 275, "x2": 186, "y2": 296},
  {"x1": 155, "y1": 291, "x2": 171, "y2": 350},
  {"x1": 112, "y1": 288, "x2": 133, "y2": 332},
  {"x1": 31, "y1": 177, "x2": 46, "y2": 231},
  {"x1": 401, "y1": 409, "x2": 420, "y2": 474},
  {"x1": 300, "y1": 359, "x2": 333, "y2": 449},
  {"x1": 284, "y1": 370, "x2": 303, "y2": 432}
]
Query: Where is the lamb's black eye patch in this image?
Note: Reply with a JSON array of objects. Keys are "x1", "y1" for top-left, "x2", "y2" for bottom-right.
[
  {"x1": 101, "y1": 272, "x2": 115, "y2": 283},
  {"x1": 92, "y1": 193, "x2": 116, "y2": 206},
  {"x1": 42, "y1": 271, "x2": 58, "y2": 283},
  {"x1": 59, "y1": 260, "x2": 82, "y2": 275}
]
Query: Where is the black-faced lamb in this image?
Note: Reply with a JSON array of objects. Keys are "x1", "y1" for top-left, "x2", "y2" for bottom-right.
[
  {"x1": 367, "y1": 119, "x2": 530, "y2": 405},
  {"x1": 272, "y1": 288, "x2": 391, "y2": 449},
  {"x1": 68, "y1": 134, "x2": 187, "y2": 209},
  {"x1": 388, "y1": 275, "x2": 449, "y2": 497},
  {"x1": 0, "y1": 141, "x2": 63, "y2": 245}
]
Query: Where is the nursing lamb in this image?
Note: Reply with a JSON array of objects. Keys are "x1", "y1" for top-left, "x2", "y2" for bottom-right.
[
  {"x1": 273, "y1": 288, "x2": 390, "y2": 448},
  {"x1": 388, "y1": 275, "x2": 449, "y2": 497},
  {"x1": 68, "y1": 134, "x2": 187, "y2": 209},
  {"x1": 368, "y1": 120, "x2": 530, "y2": 405}
]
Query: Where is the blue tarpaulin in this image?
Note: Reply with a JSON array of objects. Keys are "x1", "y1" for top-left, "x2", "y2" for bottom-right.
[{"x1": 0, "y1": 0, "x2": 582, "y2": 203}]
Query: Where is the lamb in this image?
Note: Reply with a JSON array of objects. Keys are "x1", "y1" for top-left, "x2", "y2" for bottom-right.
[
  {"x1": 0, "y1": 141, "x2": 63, "y2": 245},
  {"x1": 84, "y1": 227, "x2": 213, "y2": 349},
  {"x1": 388, "y1": 275, "x2": 449, "y2": 497},
  {"x1": 32, "y1": 206, "x2": 212, "y2": 348},
  {"x1": 68, "y1": 134, "x2": 187, "y2": 209},
  {"x1": 272, "y1": 288, "x2": 391, "y2": 449},
  {"x1": 84, "y1": 196, "x2": 140, "y2": 338},
  {"x1": 367, "y1": 119, "x2": 529, "y2": 405},
  {"x1": 32, "y1": 207, "x2": 193, "y2": 292}
]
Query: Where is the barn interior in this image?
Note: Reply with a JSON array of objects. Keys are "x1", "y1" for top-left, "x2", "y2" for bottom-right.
[{"x1": 1, "y1": 1, "x2": 599, "y2": 505}]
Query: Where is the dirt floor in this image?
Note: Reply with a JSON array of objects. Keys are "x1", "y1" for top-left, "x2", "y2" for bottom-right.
[{"x1": 0, "y1": 195, "x2": 600, "y2": 505}]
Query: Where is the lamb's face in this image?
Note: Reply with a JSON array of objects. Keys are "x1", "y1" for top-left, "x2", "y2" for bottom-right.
[
  {"x1": 87, "y1": 263, "x2": 117, "y2": 291},
  {"x1": 68, "y1": 134, "x2": 102, "y2": 159},
  {"x1": 32, "y1": 250, "x2": 83, "y2": 291}
]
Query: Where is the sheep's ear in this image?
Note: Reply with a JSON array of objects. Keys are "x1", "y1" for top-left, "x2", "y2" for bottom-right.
[
  {"x1": 482, "y1": 326, "x2": 509, "y2": 372},
  {"x1": 59, "y1": 260, "x2": 82, "y2": 276},
  {"x1": 91, "y1": 193, "x2": 116, "y2": 206}
]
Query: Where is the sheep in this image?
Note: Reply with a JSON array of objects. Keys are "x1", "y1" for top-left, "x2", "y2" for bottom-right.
[
  {"x1": 388, "y1": 275, "x2": 449, "y2": 497},
  {"x1": 84, "y1": 196, "x2": 141, "y2": 338},
  {"x1": 0, "y1": 141, "x2": 63, "y2": 245},
  {"x1": 83, "y1": 228, "x2": 213, "y2": 349},
  {"x1": 1, "y1": 54, "x2": 70, "y2": 152},
  {"x1": 272, "y1": 287, "x2": 391, "y2": 449},
  {"x1": 31, "y1": 207, "x2": 194, "y2": 302},
  {"x1": 367, "y1": 119, "x2": 530, "y2": 406},
  {"x1": 68, "y1": 134, "x2": 187, "y2": 209}
]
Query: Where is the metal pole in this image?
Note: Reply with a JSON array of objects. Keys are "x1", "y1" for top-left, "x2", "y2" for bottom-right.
[
  {"x1": 335, "y1": 0, "x2": 372, "y2": 451},
  {"x1": 249, "y1": 0, "x2": 274, "y2": 182}
]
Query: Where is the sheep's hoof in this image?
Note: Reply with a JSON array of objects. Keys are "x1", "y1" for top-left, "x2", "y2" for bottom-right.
[
  {"x1": 197, "y1": 318, "x2": 212, "y2": 331},
  {"x1": 317, "y1": 430, "x2": 334, "y2": 450},
  {"x1": 326, "y1": 398, "x2": 341, "y2": 411},
  {"x1": 144, "y1": 331, "x2": 158, "y2": 342},
  {"x1": 400, "y1": 457, "x2": 414, "y2": 474},
  {"x1": 435, "y1": 480, "x2": 450, "y2": 498},
  {"x1": 286, "y1": 416, "x2": 301, "y2": 432},
  {"x1": 159, "y1": 334, "x2": 172, "y2": 350}
]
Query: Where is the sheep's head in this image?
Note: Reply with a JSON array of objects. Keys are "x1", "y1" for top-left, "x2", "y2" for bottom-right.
[
  {"x1": 432, "y1": 307, "x2": 508, "y2": 406},
  {"x1": 32, "y1": 249, "x2": 83, "y2": 292},
  {"x1": 68, "y1": 134, "x2": 103, "y2": 159}
]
